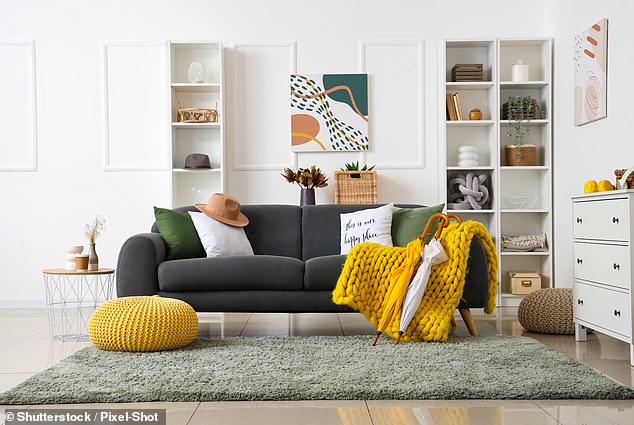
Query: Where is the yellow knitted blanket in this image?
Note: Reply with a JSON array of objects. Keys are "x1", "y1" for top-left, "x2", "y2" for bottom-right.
[{"x1": 332, "y1": 220, "x2": 497, "y2": 342}]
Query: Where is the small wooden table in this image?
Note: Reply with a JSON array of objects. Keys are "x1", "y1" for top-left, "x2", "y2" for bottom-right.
[{"x1": 42, "y1": 268, "x2": 115, "y2": 341}]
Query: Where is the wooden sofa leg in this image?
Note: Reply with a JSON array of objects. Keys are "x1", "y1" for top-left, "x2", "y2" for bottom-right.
[{"x1": 458, "y1": 308, "x2": 478, "y2": 336}]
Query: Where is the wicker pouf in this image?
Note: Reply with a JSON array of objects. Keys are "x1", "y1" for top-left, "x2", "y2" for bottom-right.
[
  {"x1": 88, "y1": 296, "x2": 198, "y2": 352},
  {"x1": 518, "y1": 288, "x2": 575, "y2": 334}
]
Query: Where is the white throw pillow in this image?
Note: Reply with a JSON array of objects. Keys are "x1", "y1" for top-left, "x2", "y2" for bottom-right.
[
  {"x1": 188, "y1": 211, "x2": 254, "y2": 257},
  {"x1": 340, "y1": 203, "x2": 394, "y2": 255}
]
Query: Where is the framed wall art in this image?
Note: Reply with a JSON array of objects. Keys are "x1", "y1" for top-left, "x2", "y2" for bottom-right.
[
  {"x1": 574, "y1": 18, "x2": 608, "y2": 126},
  {"x1": 291, "y1": 73, "x2": 368, "y2": 151}
]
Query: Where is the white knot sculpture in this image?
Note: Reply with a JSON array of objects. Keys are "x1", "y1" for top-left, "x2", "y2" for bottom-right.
[{"x1": 447, "y1": 172, "x2": 490, "y2": 210}]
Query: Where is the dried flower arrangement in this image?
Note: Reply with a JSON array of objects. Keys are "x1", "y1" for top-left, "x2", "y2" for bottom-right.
[
  {"x1": 282, "y1": 166, "x2": 329, "y2": 189},
  {"x1": 85, "y1": 215, "x2": 106, "y2": 244}
]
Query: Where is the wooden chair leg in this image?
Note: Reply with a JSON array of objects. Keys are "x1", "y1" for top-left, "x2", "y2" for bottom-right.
[
  {"x1": 449, "y1": 315, "x2": 457, "y2": 336},
  {"x1": 458, "y1": 308, "x2": 478, "y2": 336}
]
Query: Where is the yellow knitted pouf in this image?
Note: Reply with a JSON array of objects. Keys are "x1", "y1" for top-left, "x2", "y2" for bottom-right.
[{"x1": 88, "y1": 296, "x2": 198, "y2": 352}]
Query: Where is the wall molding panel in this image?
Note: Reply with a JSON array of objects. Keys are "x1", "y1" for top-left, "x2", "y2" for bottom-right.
[
  {"x1": 229, "y1": 42, "x2": 297, "y2": 171},
  {"x1": 0, "y1": 41, "x2": 38, "y2": 172},
  {"x1": 102, "y1": 42, "x2": 169, "y2": 171},
  {"x1": 359, "y1": 41, "x2": 425, "y2": 169}
]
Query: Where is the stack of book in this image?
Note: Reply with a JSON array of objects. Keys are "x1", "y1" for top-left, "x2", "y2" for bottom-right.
[
  {"x1": 451, "y1": 64, "x2": 483, "y2": 82},
  {"x1": 446, "y1": 93, "x2": 463, "y2": 121}
]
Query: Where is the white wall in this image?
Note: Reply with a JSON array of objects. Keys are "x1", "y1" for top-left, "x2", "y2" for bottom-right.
[
  {"x1": 545, "y1": 1, "x2": 634, "y2": 288},
  {"x1": 0, "y1": 0, "x2": 546, "y2": 305}
]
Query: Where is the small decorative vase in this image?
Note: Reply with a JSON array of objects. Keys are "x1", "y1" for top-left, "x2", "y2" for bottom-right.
[
  {"x1": 187, "y1": 62, "x2": 205, "y2": 83},
  {"x1": 88, "y1": 243, "x2": 99, "y2": 271},
  {"x1": 300, "y1": 188, "x2": 315, "y2": 207}
]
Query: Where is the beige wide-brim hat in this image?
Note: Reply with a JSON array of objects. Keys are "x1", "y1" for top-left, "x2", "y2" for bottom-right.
[{"x1": 194, "y1": 193, "x2": 249, "y2": 227}]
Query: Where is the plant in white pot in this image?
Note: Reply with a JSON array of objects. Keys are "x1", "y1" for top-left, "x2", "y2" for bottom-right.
[{"x1": 504, "y1": 96, "x2": 542, "y2": 166}]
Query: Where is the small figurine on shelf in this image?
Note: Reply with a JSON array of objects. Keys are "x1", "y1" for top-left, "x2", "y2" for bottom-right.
[{"x1": 85, "y1": 215, "x2": 105, "y2": 271}]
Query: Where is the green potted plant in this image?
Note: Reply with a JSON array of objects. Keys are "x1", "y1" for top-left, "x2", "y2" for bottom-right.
[
  {"x1": 340, "y1": 161, "x2": 375, "y2": 178},
  {"x1": 504, "y1": 96, "x2": 542, "y2": 166}
]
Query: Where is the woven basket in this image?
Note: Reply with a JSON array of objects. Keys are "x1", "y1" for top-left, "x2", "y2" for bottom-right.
[
  {"x1": 614, "y1": 169, "x2": 634, "y2": 189},
  {"x1": 504, "y1": 144, "x2": 536, "y2": 166},
  {"x1": 334, "y1": 171, "x2": 377, "y2": 204},
  {"x1": 176, "y1": 102, "x2": 218, "y2": 123}
]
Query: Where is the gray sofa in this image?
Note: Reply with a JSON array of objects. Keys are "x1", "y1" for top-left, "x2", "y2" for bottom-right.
[{"x1": 116, "y1": 204, "x2": 489, "y2": 314}]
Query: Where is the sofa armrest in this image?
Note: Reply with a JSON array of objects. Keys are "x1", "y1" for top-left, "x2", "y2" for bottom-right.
[
  {"x1": 116, "y1": 233, "x2": 166, "y2": 297},
  {"x1": 460, "y1": 237, "x2": 489, "y2": 309}
]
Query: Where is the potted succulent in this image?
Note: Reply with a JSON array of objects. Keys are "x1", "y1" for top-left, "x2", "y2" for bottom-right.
[
  {"x1": 340, "y1": 161, "x2": 375, "y2": 178},
  {"x1": 282, "y1": 165, "x2": 328, "y2": 206},
  {"x1": 504, "y1": 96, "x2": 542, "y2": 166}
]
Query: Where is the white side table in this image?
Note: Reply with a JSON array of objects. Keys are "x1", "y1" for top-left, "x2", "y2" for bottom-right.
[{"x1": 42, "y1": 268, "x2": 115, "y2": 341}]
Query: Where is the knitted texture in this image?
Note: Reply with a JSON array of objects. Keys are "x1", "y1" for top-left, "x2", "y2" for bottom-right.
[
  {"x1": 333, "y1": 220, "x2": 497, "y2": 342},
  {"x1": 518, "y1": 288, "x2": 575, "y2": 335},
  {"x1": 88, "y1": 296, "x2": 198, "y2": 352}
]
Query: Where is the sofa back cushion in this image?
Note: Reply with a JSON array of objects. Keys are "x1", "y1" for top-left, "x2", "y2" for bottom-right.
[
  {"x1": 153, "y1": 205, "x2": 302, "y2": 259},
  {"x1": 302, "y1": 204, "x2": 421, "y2": 260}
]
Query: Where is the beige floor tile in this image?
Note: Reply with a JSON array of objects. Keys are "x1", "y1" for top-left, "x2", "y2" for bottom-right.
[
  {"x1": 0, "y1": 317, "x2": 48, "y2": 341},
  {"x1": 534, "y1": 400, "x2": 633, "y2": 425},
  {"x1": 190, "y1": 401, "x2": 372, "y2": 425},
  {"x1": 0, "y1": 339, "x2": 89, "y2": 373},
  {"x1": 368, "y1": 400, "x2": 559, "y2": 425},
  {"x1": 0, "y1": 372, "x2": 37, "y2": 393},
  {"x1": 0, "y1": 309, "x2": 49, "y2": 318}
]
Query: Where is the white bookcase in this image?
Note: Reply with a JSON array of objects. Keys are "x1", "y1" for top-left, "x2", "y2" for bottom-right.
[
  {"x1": 169, "y1": 41, "x2": 225, "y2": 207},
  {"x1": 441, "y1": 38, "x2": 553, "y2": 307}
]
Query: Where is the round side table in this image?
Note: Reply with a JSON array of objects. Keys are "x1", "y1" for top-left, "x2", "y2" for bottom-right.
[{"x1": 42, "y1": 268, "x2": 115, "y2": 341}]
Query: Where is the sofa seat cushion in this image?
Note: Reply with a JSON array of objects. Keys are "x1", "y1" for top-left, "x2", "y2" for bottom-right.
[
  {"x1": 158, "y1": 255, "x2": 304, "y2": 292},
  {"x1": 304, "y1": 255, "x2": 347, "y2": 291}
]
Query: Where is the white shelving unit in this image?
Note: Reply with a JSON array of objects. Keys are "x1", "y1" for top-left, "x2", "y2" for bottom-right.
[
  {"x1": 169, "y1": 41, "x2": 225, "y2": 207},
  {"x1": 441, "y1": 38, "x2": 553, "y2": 307}
]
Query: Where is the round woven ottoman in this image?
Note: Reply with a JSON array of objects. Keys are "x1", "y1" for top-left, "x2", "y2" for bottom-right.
[
  {"x1": 518, "y1": 288, "x2": 575, "y2": 334},
  {"x1": 88, "y1": 296, "x2": 198, "y2": 352}
]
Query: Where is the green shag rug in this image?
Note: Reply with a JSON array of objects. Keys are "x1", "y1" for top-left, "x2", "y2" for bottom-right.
[{"x1": 1, "y1": 335, "x2": 633, "y2": 404}]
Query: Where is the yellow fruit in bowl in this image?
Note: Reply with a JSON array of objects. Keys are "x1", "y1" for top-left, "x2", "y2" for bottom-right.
[
  {"x1": 584, "y1": 180, "x2": 598, "y2": 193},
  {"x1": 598, "y1": 180, "x2": 615, "y2": 191}
]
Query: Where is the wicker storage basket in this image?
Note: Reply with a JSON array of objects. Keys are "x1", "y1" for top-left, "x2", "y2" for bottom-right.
[
  {"x1": 334, "y1": 171, "x2": 377, "y2": 204},
  {"x1": 504, "y1": 144, "x2": 536, "y2": 166},
  {"x1": 176, "y1": 102, "x2": 218, "y2": 123},
  {"x1": 615, "y1": 169, "x2": 634, "y2": 189}
]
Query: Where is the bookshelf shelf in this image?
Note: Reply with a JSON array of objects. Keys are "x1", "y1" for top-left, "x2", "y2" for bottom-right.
[{"x1": 442, "y1": 38, "x2": 553, "y2": 307}]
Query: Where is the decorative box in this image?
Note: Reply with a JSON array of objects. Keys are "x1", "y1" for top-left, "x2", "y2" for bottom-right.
[{"x1": 508, "y1": 272, "x2": 542, "y2": 295}]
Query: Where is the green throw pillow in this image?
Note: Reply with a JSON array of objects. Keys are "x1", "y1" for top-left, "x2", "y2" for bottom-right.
[
  {"x1": 153, "y1": 207, "x2": 206, "y2": 260},
  {"x1": 391, "y1": 204, "x2": 445, "y2": 247}
]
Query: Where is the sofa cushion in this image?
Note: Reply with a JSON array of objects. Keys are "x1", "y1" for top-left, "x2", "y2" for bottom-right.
[
  {"x1": 302, "y1": 204, "x2": 421, "y2": 260},
  {"x1": 153, "y1": 207, "x2": 205, "y2": 260},
  {"x1": 392, "y1": 204, "x2": 445, "y2": 247},
  {"x1": 339, "y1": 203, "x2": 394, "y2": 254},
  {"x1": 188, "y1": 211, "x2": 254, "y2": 257},
  {"x1": 158, "y1": 255, "x2": 304, "y2": 291},
  {"x1": 153, "y1": 205, "x2": 302, "y2": 259},
  {"x1": 304, "y1": 255, "x2": 347, "y2": 291}
]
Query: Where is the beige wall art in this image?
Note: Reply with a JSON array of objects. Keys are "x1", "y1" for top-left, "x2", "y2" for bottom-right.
[{"x1": 574, "y1": 18, "x2": 608, "y2": 126}]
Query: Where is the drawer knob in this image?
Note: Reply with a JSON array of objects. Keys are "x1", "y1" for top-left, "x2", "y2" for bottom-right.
[
  {"x1": 576, "y1": 258, "x2": 583, "y2": 264},
  {"x1": 576, "y1": 217, "x2": 583, "y2": 223},
  {"x1": 614, "y1": 309, "x2": 621, "y2": 317},
  {"x1": 613, "y1": 263, "x2": 620, "y2": 270},
  {"x1": 612, "y1": 216, "x2": 620, "y2": 224},
  {"x1": 577, "y1": 299, "x2": 584, "y2": 305}
]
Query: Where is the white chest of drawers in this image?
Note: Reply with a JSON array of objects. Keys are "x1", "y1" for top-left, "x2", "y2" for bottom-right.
[{"x1": 572, "y1": 190, "x2": 634, "y2": 366}]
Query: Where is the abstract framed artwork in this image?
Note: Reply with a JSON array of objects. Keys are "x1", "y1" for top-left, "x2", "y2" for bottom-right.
[
  {"x1": 574, "y1": 18, "x2": 608, "y2": 126},
  {"x1": 290, "y1": 73, "x2": 368, "y2": 151}
]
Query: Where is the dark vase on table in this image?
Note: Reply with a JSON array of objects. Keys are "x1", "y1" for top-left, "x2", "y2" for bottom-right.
[{"x1": 300, "y1": 188, "x2": 315, "y2": 207}]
